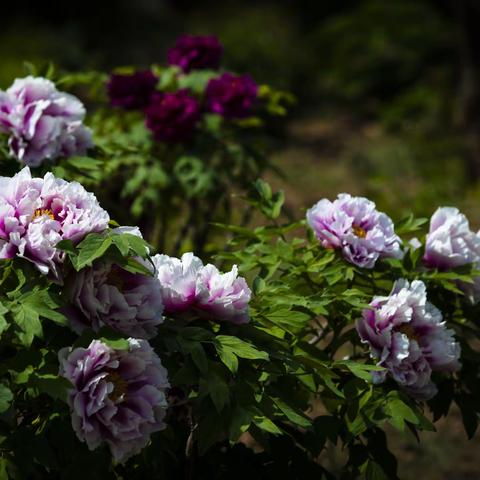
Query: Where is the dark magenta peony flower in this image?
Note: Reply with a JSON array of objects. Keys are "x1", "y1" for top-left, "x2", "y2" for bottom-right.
[
  {"x1": 106, "y1": 70, "x2": 158, "y2": 110},
  {"x1": 205, "y1": 73, "x2": 258, "y2": 119},
  {"x1": 144, "y1": 90, "x2": 201, "y2": 143},
  {"x1": 167, "y1": 34, "x2": 223, "y2": 73}
]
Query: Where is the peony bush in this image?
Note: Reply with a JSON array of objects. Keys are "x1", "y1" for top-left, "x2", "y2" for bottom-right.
[
  {"x1": 0, "y1": 36, "x2": 479, "y2": 480},
  {"x1": 0, "y1": 35, "x2": 293, "y2": 257}
]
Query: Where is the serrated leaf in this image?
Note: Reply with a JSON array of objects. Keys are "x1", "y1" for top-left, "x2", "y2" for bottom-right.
[
  {"x1": 215, "y1": 336, "x2": 269, "y2": 361},
  {"x1": 11, "y1": 301, "x2": 42, "y2": 346},
  {"x1": 385, "y1": 394, "x2": 419, "y2": 431}
]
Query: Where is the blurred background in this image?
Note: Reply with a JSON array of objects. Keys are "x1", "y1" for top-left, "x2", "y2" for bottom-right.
[{"x1": 2, "y1": 0, "x2": 479, "y2": 477}]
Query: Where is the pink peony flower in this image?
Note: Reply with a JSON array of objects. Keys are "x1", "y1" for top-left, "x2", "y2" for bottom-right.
[
  {"x1": 152, "y1": 252, "x2": 251, "y2": 323},
  {"x1": 307, "y1": 194, "x2": 403, "y2": 268},
  {"x1": 152, "y1": 252, "x2": 204, "y2": 313},
  {"x1": 0, "y1": 167, "x2": 109, "y2": 276},
  {"x1": 0, "y1": 76, "x2": 93, "y2": 166},
  {"x1": 195, "y1": 264, "x2": 251, "y2": 324},
  {"x1": 356, "y1": 279, "x2": 461, "y2": 400},
  {"x1": 424, "y1": 207, "x2": 480, "y2": 269}
]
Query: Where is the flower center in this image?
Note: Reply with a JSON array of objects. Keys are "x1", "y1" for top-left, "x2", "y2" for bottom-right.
[
  {"x1": 106, "y1": 266, "x2": 126, "y2": 290},
  {"x1": 33, "y1": 208, "x2": 54, "y2": 221},
  {"x1": 107, "y1": 371, "x2": 128, "y2": 402},
  {"x1": 397, "y1": 323, "x2": 420, "y2": 342},
  {"x1": 352, "y1": 225, "x2": 367, "y2": 238}
]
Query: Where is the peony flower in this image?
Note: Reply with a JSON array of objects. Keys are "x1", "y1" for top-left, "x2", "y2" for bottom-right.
[
  {"x1": 152, "y1": 252, "x2": 204, "y2": 313},
  {"x1": 0, "y1": 76, "x2": 93, "y2": 166},
  {"x1": 167, "y1": 34, "x2": 223, "y2": 73},
  {"x1": 195, "y1": 263, "x2": 251, "y2": 324},
  {"x1": 59, "y1": 339, "x2": 169, "y2": 463},
  {"x1": 144, "y1": 90, "x2": 201, "y2": 143},
  {"x1": 424, "y1": 207, "x2": 480, "y2": 270},
  {"x1": 65, "y1": 260, "x2": 164, "y2": 339},
  {"x1": 152, "y1": 253, "x2": 251, "y2": 323},
  {"x1": 306, "y1": 193, "x2": 403, "y2": 268},
  {"x1": 107, "y1": 70, "x2": 158, "y2": 110},
  {"x1": 205, "y1": 73, "x2": 258, "y2": 119},
  {"x1": 356, "y1": 279, "x2": 461, "y2": 399},
  {"x1": 0, "y1": 167, "x2": 109, "y2": 276}
]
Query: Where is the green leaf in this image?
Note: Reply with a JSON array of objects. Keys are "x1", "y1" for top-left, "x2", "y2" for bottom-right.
[
  {"x1": 385, "y1": 393, "x2": 419, "y2": 431},
  {"x1": 66, "y1": 156, "x2": 103, "y2": 171},
  {"x1": 215, "y1": 340, "x2": 239, "y2": 373},
  {"x1": 20, "y1": 290, "x2": 67, "y2": 327},
  {"x1": 200, "y1": 371, "x2": 230, "y2": 413},
  {"x1": 272, "y1": 398, "x2": 311, "y2": 427},
  {"x1": 215, "y1": 336, "x2": 269, "y2": 361},
  {"x1": 214, "y1": 335, "x2": 269, "y2": 373},
  {"x1": 0, "y1": 384, "x2": 13, "y2": 413},
  {"x1": 75, "y1": 233, "x2": 112, "y2": 270},
  {"x1": 365, "y1": 460, "x2": 390, "y2": 480},
  {"x1": 255, "y1": 179, "x2": 272, "y2": 201},
  {"x1": 229, "y1": 405, "x2": 255, "y2": 441},
  {"x1": 11, "y1": 300, "x2": 43, "y2": 347},
  {"x1": 28, "y1": 374, "x2": 71, "y2": 402},
  {"x1": 264, "y1": 309, "x2": 311, "y2": 332},
  {"x1": 337, "y1": 361, "x2": 384, "y2": 382},
  {"x1": 189, "y1": 343, "x2": 208, "y2": 375},
  {"x1": 119, "y1": 233, "x2": 151, "y2": 258},
  {"x1": 0, "y1": 300, "x2": 9, "y2": 336},
  {"x1": 252, "y1": 416, "x2": 282, "y2": 434}
]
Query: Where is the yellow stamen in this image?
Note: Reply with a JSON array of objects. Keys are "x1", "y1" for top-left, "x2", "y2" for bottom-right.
[
  {"x1": 33, "y1": 208, "x2": 54, "y2": 221},
  {"x1": 352, "y1": 225, "x2": 367, "y2": 238},
  {"x1": 107, "y1": 371, "x2": 128, "y2": 402}
]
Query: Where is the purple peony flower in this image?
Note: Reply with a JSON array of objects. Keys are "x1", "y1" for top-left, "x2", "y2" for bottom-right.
[
  {"x1": 205, "y1": 73, "x2": 258, "y2": 119},
  {"x1": 306, "y1": 193, "x2": 403, "y2": 268},
  {"x1": 356, "y1": 279, "x2": 461, "y2": 400},
  {"x1": 0, "y1": 167, "x2": 109, "y2": 276},
  {"x1": 424, "y1": 207, "x2": 480, "y2": 270},
  {"x1": 152, "y1": 252, "x2": 204, "y2": 313},
  {"x1": 167, "y1": 34, "x2": 223, "y2": 73},
  {"x1": 144, "y1": 90, "x2": 201, "y2": 143},
  {"x1": 66, "y1": 260, "x2": 164, "y2": 339},
  {"x1": 195, "y1": 263, "x2": 251, "y2": 324},
  {"x1": 0, "y1": 76, "x2": 93, "y2": 166},
  {"x1": 107, "y1": 70, "x2": 158, "y2": 110},
  {"x1": 59, "y1": 339, "x2": 170, "y2": 463}
]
